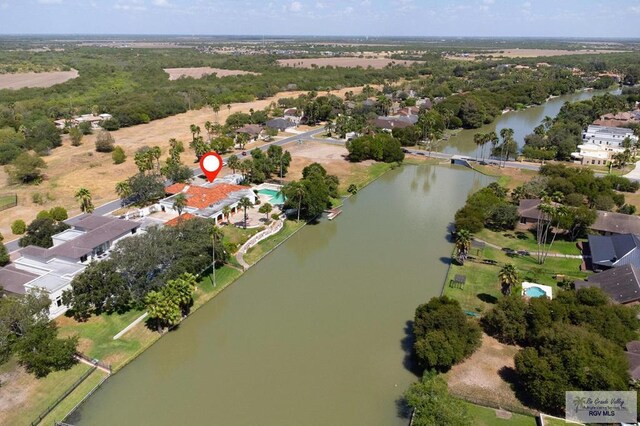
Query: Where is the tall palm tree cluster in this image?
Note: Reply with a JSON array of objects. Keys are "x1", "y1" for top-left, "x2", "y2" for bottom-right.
[{"x1": 454, "y1": 229, "x2": 471, "y2": 265}]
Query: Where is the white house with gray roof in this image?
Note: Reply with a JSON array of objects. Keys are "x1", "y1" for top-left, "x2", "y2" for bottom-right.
[{"x1": 0, "y1": 214, "x2": 140, "y2": 318}]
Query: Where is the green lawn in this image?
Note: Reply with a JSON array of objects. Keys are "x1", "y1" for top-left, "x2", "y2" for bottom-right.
[
  {"x1": 338, "y1": 162, "x2": 395, "y2": 196},
  {"x1": 476, "y1": 228, "x2": 584, "y2": 256},
  {"x1": 0, "y1": 358, "x2": 93, "y2": 426},
  {"x1": 244, "y1": 220, "x2": 306, "y2": 265},
  {"x1": 461, "y1": 402, "x2": 537, "y2": 426},
  {"x1": 40, "y1": 368, "x2": 108, "y2": 426},
  {"x1": 221, "y1": 225, "x2": 263, "y2": 248},
  {"x1": 193, "y1": 265, "x2": 243, "y2": 308},
  {"x1": 443, "y1": 243, "x2": 589, "y2": 313},
  {"x1": 0, "y1": 193, "x2": 16, "y2": 209}
]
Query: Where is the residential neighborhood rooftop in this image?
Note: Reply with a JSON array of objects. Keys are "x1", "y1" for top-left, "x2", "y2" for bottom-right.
[{"x1": 575, "y1": 264, "x2": 640, "y2": 304}]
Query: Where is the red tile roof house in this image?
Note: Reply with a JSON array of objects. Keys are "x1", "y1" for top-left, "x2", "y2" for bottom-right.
[
  {"x1": 0, "y1": 214, "x2": 140, "y2": 318},
  {"x1": 159, "y1": 182, "x2": 256, "y2": 225}
]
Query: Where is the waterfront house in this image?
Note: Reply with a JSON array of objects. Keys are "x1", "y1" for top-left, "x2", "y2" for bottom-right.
[
  {"x1": 159, "y1": 181, "x2": 256, "y2": 225},
  {"x1": 574, "y1": 264, "x2": 640, "y2": 304},
  {"x1": 587, "y1": 234, "x2": 640, "y2": 271},
  {"x1": 571, "y1": 125, "x2": 637, "y2": 165},
  {"x1": 0, "y1": 214, "x2": 140, "y2": 318}
]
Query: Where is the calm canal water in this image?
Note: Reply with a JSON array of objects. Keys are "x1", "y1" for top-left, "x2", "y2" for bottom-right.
[
  {"x1": 69, "y1": 88, "x2": 615, "y2": 425},
  {"x1": 441, "y1": 88, "x2": 621, "y2": 156},
  {"x1": 69, "y1": 165, "x2": 492, "y2": 425}
]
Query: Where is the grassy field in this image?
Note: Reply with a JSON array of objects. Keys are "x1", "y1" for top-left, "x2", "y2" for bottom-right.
[
  {"x1": 0, "y1": 193, "x2": 17, "y2": 209},
  {"x1": 0, "y1": 359, "x2": 92, "y2": 426},
  {"x1": 461, "y1": 402, "x2": 537, "y2": 426},
  {"x1": 443, "y1": 239, "x2": 589, "y2": 313},
  {"x1": 475, "y1": 227, "x2": 584, "y2": 256},
  {"x1": 244, "y1": 220, "x2": 306, "y2": 265},
  {"x1": 338, "y1": 161, "x2": 396, "y2": 195},
  {"x1": 39, "y1": 368, "x2": 108, "y2": 425}
]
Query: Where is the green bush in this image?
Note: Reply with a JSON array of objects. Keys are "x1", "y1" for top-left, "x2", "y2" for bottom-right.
[
  {"x1": 112, "y1": 146, "x2": 126, "y2": 164},
  {"x1": 36, "y1": 210, "x2": 53, "y2": 220},
  {"x1": 11, "y1": 219, "x2": 26, "y2": 235},
  {"x1": 49, "y1": 206, "x2": 68, "y2": 221}
]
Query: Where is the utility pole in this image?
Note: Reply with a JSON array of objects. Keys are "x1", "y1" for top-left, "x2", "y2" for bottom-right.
[{"x1": 212, "y1": 230, "x2": 216, "y2": 288}]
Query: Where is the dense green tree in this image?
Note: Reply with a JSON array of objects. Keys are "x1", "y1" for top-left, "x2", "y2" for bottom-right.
[
  {"x1": 515, "y1": 325, "x2": 629, "y2": 414},
  {"x1": 6, "y1": 152, "x2": 46, "y2": 184},
  {"x1": 62, "y1": 260, "x2": 130, "y2": 321},
  {"x1": 412, "y1": 296, "x2": 481, "y2": 371},
  {"x1": 0, "y1": 290, "x2": 51, "y2": 363},
  {"x1": 402, "y1": 372, "x2": 471, "y2": 426},
  {"x1": 25, "y1": 119, "x2": 61, "y2": 153},
  {"x1": 125, "y1": 173, "x2": 165, "y2": 205},
  {"x1": 346, "y1": 134, "x2": 404, "y2": 163},
  {"x1": 49, "y1": 206, "x2": 68, "y2": 221},
  {"x1": 19, "y1": 217, "x2": 70, "y2": 248},
  {"x1": 14, "y1": 321, "x2": 77, "y2": 378},
  {"x1": 481, "y1": 296, "x2": 527, "y2": 344}
]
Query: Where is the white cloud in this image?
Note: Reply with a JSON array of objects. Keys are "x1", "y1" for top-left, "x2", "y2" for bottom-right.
[
  {"x1": 315, "y1": 1, "x2": 325, "y2": 9},
  {"x1": 289, "y1": 1, "x2": 302, "y2": 12},
  {"x1": 114, "y1": 0, "x2": 146, "y2": 11},
  {"x1": 483, "y1": 0, "x2": 495, "y2": 4},
  {"x1": 629, "y1": 6, "x2": 640, "y2": 14},
  {"x1": 153, "y1": 0, "x2": 170, "y2": 6},
  {"x1": 0, "y1": 2, "x2": 8, "y2": 8},
  {"x1": 37, "y1": 0, "x2": 62, "y2": 4}
]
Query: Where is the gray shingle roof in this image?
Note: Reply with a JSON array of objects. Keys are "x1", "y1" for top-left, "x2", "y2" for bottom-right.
[
  {"x1": 592, "y1": 211, "x2": 640, "y2": 235},
  {"x1": 588, "y1": 234, "x2": 640, "y2": 269},
  {"x1": 0, "y1": 265, "x2": 38, "y2": 295},
  {"x1": 575, "y1": 263, "x2": 640, "y2": 304}
]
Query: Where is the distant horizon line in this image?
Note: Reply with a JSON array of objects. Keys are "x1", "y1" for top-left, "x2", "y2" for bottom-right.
[{"x1": 0, "y1": 34, "x2": 639, "y2": 41}]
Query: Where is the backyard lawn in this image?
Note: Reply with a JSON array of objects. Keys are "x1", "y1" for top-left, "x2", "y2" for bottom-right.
[
  {"x1": 475, "y1": 228, "x2": 584, "y2": 256},
  {"x1": 244, "y1": 220, "x2": 306, "y2": 265},
  {"x1": 461, "y1": 402, "x2": 537, "y2": 426},
  {"x1": 443, "y1": 241, "x2": 589, "y2": 313}
]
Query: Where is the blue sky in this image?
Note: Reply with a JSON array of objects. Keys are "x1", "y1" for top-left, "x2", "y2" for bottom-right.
[{"x1": 0, "y1": 0, "x2": 639, "y2": 38}]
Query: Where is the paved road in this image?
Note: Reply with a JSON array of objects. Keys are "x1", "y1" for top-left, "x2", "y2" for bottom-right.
[{"x1": 5, "y1": 129, "x2": 327, "y2": 254}]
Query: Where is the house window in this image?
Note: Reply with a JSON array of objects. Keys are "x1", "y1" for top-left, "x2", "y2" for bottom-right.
[
  {"x1": 55, "y1": 296, "x2": 62, "y2": 307},
  {"x1": 80, "y1": 255, "x2": 88, "y2": 262},
  {"x1": 132, "y1": 228, "x2": 137, "y2": 234}
]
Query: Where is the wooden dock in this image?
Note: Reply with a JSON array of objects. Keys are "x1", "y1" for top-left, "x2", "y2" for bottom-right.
[{"x1": 326, "y1": 208, "x2": 342, "y2": 220}]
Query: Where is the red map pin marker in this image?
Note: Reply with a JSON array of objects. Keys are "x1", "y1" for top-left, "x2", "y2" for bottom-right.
[{"x1": 199, "y1": 152, "x2": 223, "y2": 182}]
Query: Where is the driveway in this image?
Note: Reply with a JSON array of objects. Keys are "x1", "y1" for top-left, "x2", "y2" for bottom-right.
[{"x1": 624, "y1": 162, "x2": 640, "y2": 181}]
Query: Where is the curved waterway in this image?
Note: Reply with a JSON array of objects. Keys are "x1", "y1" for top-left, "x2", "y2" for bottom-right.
[
  {"x1": 69, "y1": 88, "x2": 617, "y2": 425},
  {"x1": 442, "y1": 88, "x2": 621, "y2": 156},
  {"x1": 69, "y1": 165, "x2": 492, "y2": 425}
]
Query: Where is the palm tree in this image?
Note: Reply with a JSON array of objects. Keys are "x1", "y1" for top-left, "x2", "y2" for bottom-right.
[
  {"x1": 173, "y1": 193, "x2": 187, "y2": 216},
  {"x1": 258, "y1": 202, "x2": 273, "y2": 222},
  {"x1": 189, "y1": 124, "x2": 200, "y2": 141},
  {"x1": 499, "y1": 128, "x2": 515, "y2": 167},
  {"x1": 227, "y1": 155, "x2": 240, "y2": 174},
  {"x1": 75, "y1": 187, "x2": 94, "y2": 213},
  {"x1": 227, "y1": 104, "x2": 231, "y2": 115},
  {"x1": 212, "y1": 103, "x2": 220, "y2": 120},
  {"x1": 238, "y1": 197, "x2": 254, "y2": 229},
  {"x1": 204, "y1": 121, "x2": 212, "y2": 141},
  {"x1": 499, "y1": 264, "x2": 519, "y2": 296},
  {"x1": 473, "y1": 133, "x2": 483, "y2": 161},
  {"x1": 283, "y1": 181, "x2": 306, "y2": 221},
  {"x1": 455, "y1": 229, "x2": 472, "y2": 264},
  {"x1": 115, "y1": 181, "x2": 131, "y2": 200},
  {"x1": 222, "y1": 205, "x2": 231, "y2": 224}
]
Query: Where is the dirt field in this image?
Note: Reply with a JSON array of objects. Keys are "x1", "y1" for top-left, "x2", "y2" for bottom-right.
[
  {"x1": 0, "y1": 85, "x2": 375, "y2": 241},
  {"x1": 0, "y1": 69, "x2": 79, "y2": 89},
  {"x1": 446, "y1": 49, "x2": 627, "y2": 60},
  {"x1": 280, "y1": 141, "x2": 376, "y2": 189},
  {"x1": 277, "y1": 57, "x2": 420, "y2": 69},
  {"x1": 446, "y1": 333, "x2": 527, "y2": 411},
  {"x1": 163, "y1": 67, "x2": 260, "y2": 80}
]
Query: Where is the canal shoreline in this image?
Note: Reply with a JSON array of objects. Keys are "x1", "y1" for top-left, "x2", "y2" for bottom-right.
[{"x1": 51, "y1": 158, "x2": 422, "y2": 425}]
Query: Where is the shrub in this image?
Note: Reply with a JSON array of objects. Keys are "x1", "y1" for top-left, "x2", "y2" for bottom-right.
[
  {"x1": 112, "y1": 146, "x2": 126, "y2": 164},
  {"x1": 11, "y1": 219, "x2": 26, "y2": 235},
  {"x1": 69, "y1": 127, "x2": 83, "y2": 146},
  {"x1": 31, "y1": 192, "x2": 44, "y2": 205},
  {"x1": 95, "y1": 130, "x2": 115, "y2": 153},
  {"x1": 36, "y1": 210, "x2": 53, "y2": 220},
  {"x1": 49, "y1": 206, "x2": 68, "y2": 221}
]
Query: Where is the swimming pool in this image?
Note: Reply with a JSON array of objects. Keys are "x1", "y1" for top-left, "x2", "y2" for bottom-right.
[
  {"x1": 258, "y1": 189, "x2": 285, "y2": 205},
  {"x1": 524, "y1": 286, "x2": 547, "y2": 298}
]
